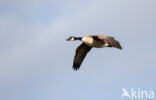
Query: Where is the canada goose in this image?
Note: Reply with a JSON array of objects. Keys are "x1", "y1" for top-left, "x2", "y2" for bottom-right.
[{"x1": 67, "y1": 35, "x2": 122, "y2": 70}]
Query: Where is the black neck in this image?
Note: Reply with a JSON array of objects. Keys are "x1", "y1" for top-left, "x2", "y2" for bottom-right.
[{"x1": 75, "y1": 37, "x2": 82, "y2": 40}]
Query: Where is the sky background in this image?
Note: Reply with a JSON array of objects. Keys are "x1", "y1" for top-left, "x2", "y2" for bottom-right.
[{"x1": 0, "y1": 0, "x2": 156, "y2": 100}]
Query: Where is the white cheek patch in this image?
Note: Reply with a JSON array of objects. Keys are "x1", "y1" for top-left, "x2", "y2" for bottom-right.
[
  {"x1": 71, "y1": 37, "x2": 74, "y2": 41},
  {"x1": 105, "y1": 43, "x2": 109, "y2": 46}
]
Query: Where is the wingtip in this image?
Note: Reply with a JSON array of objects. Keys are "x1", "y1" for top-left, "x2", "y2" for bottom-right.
[
  {"x1": 119, "y1": 47, "x2": 122, "y2": 50},
  {"x1": 117, "y1": 44, "x2": 122, "y2": 50},
  {"x1": 72, "y1": 64, "x2": 80, "y2": 71},
  {"x1": 72, "y1": 67, "x2": 79, "y2": 71},
  {"x1": 73, "y1": 68, "x2": 78, "y2": 71}
]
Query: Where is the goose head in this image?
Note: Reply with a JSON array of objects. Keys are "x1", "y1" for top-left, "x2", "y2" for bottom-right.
[{"x1": 66, "y1": 36, "x2": 75, "y2": 41}]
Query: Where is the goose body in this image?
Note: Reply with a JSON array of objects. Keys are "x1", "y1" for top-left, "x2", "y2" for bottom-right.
[
  {"x1": 82, "y1": 35, "x2": 109, "y2": 48},
  {"x1": 67, "y1": 35, "x2": 122, "y2": 70}
]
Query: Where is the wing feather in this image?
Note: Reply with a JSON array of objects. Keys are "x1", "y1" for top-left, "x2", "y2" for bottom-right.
[
  {"x1": 98, "y1": 35, "x2": 122, "y2": 49},
  {"x1": 73, "y1": 43, "x2": 92, "y2": 70}
]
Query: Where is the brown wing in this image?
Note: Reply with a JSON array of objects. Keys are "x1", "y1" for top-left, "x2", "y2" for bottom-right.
[
  {"x1": 73, "y1": 43, "x2": 92, "y2": 70},
  {"x1": 98, "y1": 35, "x2": 122, "y2": 49}
]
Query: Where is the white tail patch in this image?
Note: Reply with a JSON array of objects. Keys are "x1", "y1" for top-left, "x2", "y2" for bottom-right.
[{"x1": 105, "y1": 43, "x2": 109, "y2": 46}]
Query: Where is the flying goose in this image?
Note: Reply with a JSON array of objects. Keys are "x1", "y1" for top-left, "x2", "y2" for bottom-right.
[{"x1": 67, "y1": 35, "x2": 122, "y2": 70}]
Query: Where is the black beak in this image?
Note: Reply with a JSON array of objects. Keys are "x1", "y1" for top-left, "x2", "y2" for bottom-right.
[{"x1": 66, "y1": 38, "x2": 70, "y2": 41}]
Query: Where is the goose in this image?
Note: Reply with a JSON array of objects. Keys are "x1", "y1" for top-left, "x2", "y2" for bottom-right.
[{"x1": 67, "y1": 35, "x2": 122, "y2": 70}]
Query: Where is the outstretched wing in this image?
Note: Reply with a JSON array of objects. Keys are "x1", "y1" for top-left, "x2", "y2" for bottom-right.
[
  {"x1": 73, "y1": 43, "x2": 92, "y2": 70},
  {"x1": 98, "y1": 35, "x2": 122, "y2": 49}
]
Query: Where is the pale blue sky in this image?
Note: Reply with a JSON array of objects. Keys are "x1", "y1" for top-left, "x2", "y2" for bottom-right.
[{"x1": 0, "y1": 0, "x2": 156, "y2": 100}]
